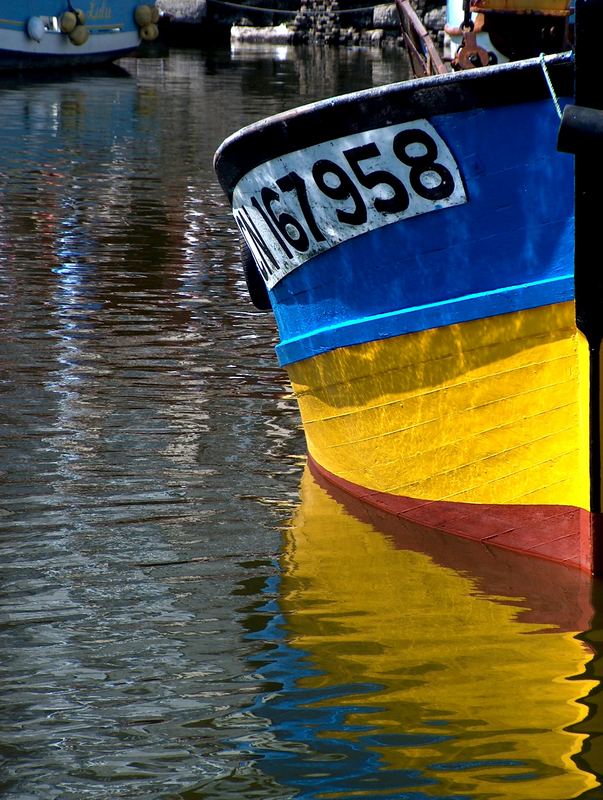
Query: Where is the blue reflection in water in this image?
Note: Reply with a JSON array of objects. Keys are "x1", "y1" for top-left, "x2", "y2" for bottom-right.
[{"x1": 235, "y1": 574, "x2": 469, "y2": 800}]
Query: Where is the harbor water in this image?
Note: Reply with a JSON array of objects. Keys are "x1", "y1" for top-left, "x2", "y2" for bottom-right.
[{"x1": 1, "y1": 45, "x2": 603, "y2": 799}]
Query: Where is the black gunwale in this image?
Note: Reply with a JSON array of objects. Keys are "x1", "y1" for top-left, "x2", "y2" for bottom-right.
[{"x1": 214, "y1": 52, "x2": 573, "y2": 199}]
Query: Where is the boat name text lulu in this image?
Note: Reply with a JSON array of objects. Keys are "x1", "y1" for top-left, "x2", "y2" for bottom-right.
[
  {"x1": 233, "y1": 120, "x2": 467, "y2": 289},
  {"x1": 87, "y1": 2, "x2": 114, "y2": 20}
]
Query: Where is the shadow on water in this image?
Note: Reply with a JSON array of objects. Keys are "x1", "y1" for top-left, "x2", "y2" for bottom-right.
[
  {"x1": 1, "y1": 45, "x2": 603, "y2": 799},
  {"x1": 0, "y1": 63, "x2": 134, "y2": 86}
]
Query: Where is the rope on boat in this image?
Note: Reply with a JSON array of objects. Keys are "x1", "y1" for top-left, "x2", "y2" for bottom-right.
[
  {"x1": 208, "y1": 0, "x2": 380, "y2": 15},
  {"x1": 539, "y1": 52, "x2": 563, "y2": 120}
]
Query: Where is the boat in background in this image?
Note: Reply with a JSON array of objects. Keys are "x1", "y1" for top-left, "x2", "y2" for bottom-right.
[
  {"x1": 397, "y1": 0, "x2": 572, "y2": 75},
  {"x1": 214, "y1": 0, "x2": 603, "y2": 575},
  {"x1": 0, "y1": 2, "x2": 159, "y2": 70}
]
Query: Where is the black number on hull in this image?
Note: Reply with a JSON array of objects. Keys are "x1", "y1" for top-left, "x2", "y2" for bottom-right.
[
  {"x1": 343, "y1": 143, "x2": 410, "y2": 214},
  {"x1": 311, "y1": 159, "x2": 368, "y2": 226},
  {"x1": 392, "y1": 129, "x2": 455, "y2": 201}
]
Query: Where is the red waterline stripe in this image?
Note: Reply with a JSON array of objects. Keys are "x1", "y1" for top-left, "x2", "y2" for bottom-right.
[{"x1": 307, "y1": 454, "x2": 595, "y2": 574}]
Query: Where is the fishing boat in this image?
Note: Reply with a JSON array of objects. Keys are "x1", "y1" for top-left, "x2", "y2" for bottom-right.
[
  {"x1": 214, "y1": 0, "x2": 603, "y2": 575},
  {"x1": 0, "y1": 2, "x2": 159, "y2": 70}
]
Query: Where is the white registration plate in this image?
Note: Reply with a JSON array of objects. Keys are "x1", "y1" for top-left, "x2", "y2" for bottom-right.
[{"x1": 232, "y1": 119, "x2": 467, "y2": 290}]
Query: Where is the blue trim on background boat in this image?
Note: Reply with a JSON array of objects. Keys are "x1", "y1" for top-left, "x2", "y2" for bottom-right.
[{"x1": 275, "y1": 274, "x2": 573, "y2": 365}]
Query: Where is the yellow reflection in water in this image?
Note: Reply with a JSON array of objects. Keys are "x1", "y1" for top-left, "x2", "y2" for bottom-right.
[{"x1": 279, "y1": 467, "x2": 599, "y2": 799}]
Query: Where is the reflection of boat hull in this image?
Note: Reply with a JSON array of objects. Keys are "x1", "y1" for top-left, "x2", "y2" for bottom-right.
[
  {"x1": 273, "y1": 465, "x2": 598, "y2": 798},
  {"x1": 215, "y1": 53, "x2": 602, "y2": 574},
  {"x1": 307, "y1": 458, "x2": 594, "y2": 633},
  {"x1": 0, "y1": 3, "x2": 151, "y2": 70}
]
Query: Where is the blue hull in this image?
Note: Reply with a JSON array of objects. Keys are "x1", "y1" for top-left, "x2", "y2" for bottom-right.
[
  {"x1": 272, "y1": 98, "x2": 574, "y2": 365},
  {"x1": 215, "y1": 54, "x2": 575, "y2": 368}
]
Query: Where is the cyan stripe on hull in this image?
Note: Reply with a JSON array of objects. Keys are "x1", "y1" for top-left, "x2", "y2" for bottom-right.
[{"x1": 276, "y1": 274, "x2": 573, "y2": 366}]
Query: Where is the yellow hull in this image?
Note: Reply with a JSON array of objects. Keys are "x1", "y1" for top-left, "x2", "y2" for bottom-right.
[
  {"x1": 285, "y1": 301, "x2": 598, "y2": 570},
  {"x1": 288, "y1": 301, "x2": 589, "y2": 509}
]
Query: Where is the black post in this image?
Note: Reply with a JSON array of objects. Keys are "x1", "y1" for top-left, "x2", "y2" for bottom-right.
[
  {"x1": 573, "y1": 0, "x2": 603, "y2": 571},
  {"x1": 574, "y1": 0, "x2": 603, "y2": 338}
]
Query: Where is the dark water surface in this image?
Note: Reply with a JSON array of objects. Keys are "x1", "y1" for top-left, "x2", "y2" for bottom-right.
[{"x1": 1, "y1": 45, "x2": 603, "y2": 799}]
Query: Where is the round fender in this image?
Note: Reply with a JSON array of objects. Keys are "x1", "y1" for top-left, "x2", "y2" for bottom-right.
[
  {"x1": 242, "y1": 245, "x2": 271, "y2": 310},
  {"x1": 59, "y1": 11, "x2": 77, "y2": 33},
  {"x1": 134, "y1": 4, "x2": 153, "y2": 26},
  {"x1": 140, "y1": 22, "x2": 159, "y2": 40},
  {"x1": 26, "y1": 17, "x2": 45, "y2": 42},
  {"x1": 69, "y1": 24, "x2": 90, "y2": 45}
]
